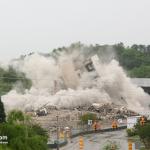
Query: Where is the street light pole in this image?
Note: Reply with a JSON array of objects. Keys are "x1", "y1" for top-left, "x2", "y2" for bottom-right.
[{"x1": 56, "y1": 115, "x2": 59, "y2": 150}]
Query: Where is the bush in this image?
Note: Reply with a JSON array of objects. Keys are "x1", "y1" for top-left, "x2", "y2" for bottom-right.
[
  {"x1": 103, "y1": 141, "x2": 120, "y2": 150},
  {"x1": 0, "y1": 97, "x2": 6, "y2": 123},
  {"x1": 80, "y1": 113, "x2": 97, "y2": 124},
  {"x1": 7, "y1": 110, "x2": 25, "y2": 124},
  {"x1": 0, "y1": 110, "x2": 48, "y2": 150},
  {"x1": 0, "y1": 66, "x2": 32, "y2": 95},
  {"x1": 0, "y1": 145, "x2": 12, "y2": 150},
  {"x1": 126, "y1": 128, "x2": 137, "y2": 137},
  {"x1": 135, "y1": 121, "x2": 150, "y2": 149}
]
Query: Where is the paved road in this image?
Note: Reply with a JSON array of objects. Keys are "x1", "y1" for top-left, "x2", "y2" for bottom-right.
[{"x1": 60, "y1": 130, "x2": 129, "y2": 150}]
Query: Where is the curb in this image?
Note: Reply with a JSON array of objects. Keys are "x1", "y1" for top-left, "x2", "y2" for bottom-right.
[{"x1": 48, "y1": 125, "x2": 127, "y2": 149}]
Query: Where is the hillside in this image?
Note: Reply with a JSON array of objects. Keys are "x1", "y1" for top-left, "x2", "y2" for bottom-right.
[
  {"x1": 114, "y1": 43, "x2": 150, "y2": 77},
  {"x1": 0, "y1": 66, "x2": 31, "y2": 95},
  {"x1": 52, "y1": 42, "x2": 150, "y2": 78}
]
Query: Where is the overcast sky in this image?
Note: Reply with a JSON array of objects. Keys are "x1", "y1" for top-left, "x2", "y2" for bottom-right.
[{"x1": 0, "y1": 0, "x2": 150, "y2": 62}]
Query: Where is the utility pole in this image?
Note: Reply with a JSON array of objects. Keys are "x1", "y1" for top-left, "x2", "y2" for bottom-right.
[
  {"x1": 56, "y1": 115, "x2": 59, "y2": 150},
  {"x1": 55, "y1": 80, "x2": 59, "y2": 150}
]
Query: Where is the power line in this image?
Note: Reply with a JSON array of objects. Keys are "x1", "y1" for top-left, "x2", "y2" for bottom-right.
[
  {"x1": 0, "y1": 76, "x2": 30, "y2": 80},
  {"x1": 0, "y1": 89, "x2": 146, "y2": 95},
  {"x1": 0, "y1": 76, "x2": 140, "y2": 83}
]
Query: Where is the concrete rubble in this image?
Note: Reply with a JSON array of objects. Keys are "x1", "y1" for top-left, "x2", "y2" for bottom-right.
[
  {"x1": 87, "y1": 103, "x2": 138, "y2": 119},
  {"x1": 31, "y1": 102, "x2": 138, "y2": 132}
]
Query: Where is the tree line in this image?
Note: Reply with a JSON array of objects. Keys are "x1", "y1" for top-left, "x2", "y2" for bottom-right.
[
  {"x1": 52, "y1": 42, "x2": 150, "y2": 78},
  {"x1": 0, "y1": 66, "x2": 31, "y2": 95}
]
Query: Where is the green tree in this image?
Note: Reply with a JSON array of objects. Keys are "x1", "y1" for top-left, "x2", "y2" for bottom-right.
[
  {"x1": 0, "y1": 110, "x2": 48, "y2": 150},
  {"x1": 0, "y1": 66, "x2": 32, "y2": 95},
  {"x1": 103, "y1": 141, "x2": 120, "y2": 150},
  {"x1": 126, "y1": 128, "x2": 137, "y2": 137},
  {"x1": 7, "y1": 110, "x2": 25, "y2": 124},
  {"x1": 0, "y1": 96, "x2": 6, "y2": 123},
  {"x1": 80, "y1": 113, "x2": 97, "y2": 124},
  {"x1": 52, "y1": 42, "x2": 150, "y2": 78},
  {"x1": 129, "y1": 65, "x2": 150, "y2": 78},
  {"x1": 135, "y1": 121, "x2": 150, "y2": 149},
  {"x1": 0, "y1": 145, "x2": 12, "y2": 150}
]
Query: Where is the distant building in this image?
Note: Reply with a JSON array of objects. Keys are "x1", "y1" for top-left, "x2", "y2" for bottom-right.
[
  {"x1": 131, "y1": 78, "x2": 150, "y2": 94},
  {"x1": 127, "y1": 116, "x2": 141, "y2": 129}
]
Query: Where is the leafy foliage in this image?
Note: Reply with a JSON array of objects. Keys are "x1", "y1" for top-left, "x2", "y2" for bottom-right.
[
  {"x1": 103, "y1": 141, "x2": 120, "y2": 150},
  {"x1": 114, "y1": 43, "x2": 150, "y2": 77},
  {"x1": 0, "y1": 145, "x2": 12, "y2": 150},
  {"x1": 53, "y1": 42, "x2": 150, "y2": 78},
  {"x1": 80, "y1": 113, "x2": 97, "y2": 124},
  {"x1": 0, "y1": 110, "x2": 48, "y2": 150},
  {"x1": 7, "y1": 110, "x2": 25, "y2": 124},
  {"x1": 126, "y1": 128, "x2": 137, "y2": 137},
  {"x1": 0, "y1": 97, "x2": 6, "y2": 123},
  {"x1": 129, "y1": 65, "x2": 150, "y2": 78},
  {"x1": 0, "y1": 66, "x2": 31, "y2": 95},
  {"x1": 135, "y1": 121, "x2": 150, "y2": 149}
]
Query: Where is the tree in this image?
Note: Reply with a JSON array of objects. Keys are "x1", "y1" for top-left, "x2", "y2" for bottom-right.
[
  {"x1": 0, "y1": 96, "x2": 6, "y2": 123},
  {"x1": 80, "y1": 113, "x2": 97, "y2": 125},
  {"x1": 0, "y1": 66, "x2": 32, "y2": 95},
  {"x1": 126, "y1": 128, "x2": 137, "y2": 137},
  {"x1": 0, "y1": 145, "x2": 12, "y2": 150},
  {"x1": 129, "y1": 65, "x2": 150, "y2": 78},
  {"x1": 7, "y1": 110, "x2": 25, "y2": 124},
  {"x1": 135, "y1": 121, "x2": 150, "y2": 149},
  {"x1": 51, "y1": 42, "x2": 150, "y2": 78},
  {"x1": 0, "y1": 110, "x2": 48, "y2": 150},
  {"x1": 103, "y1": 141, "x2": 120, "y2": 150}
]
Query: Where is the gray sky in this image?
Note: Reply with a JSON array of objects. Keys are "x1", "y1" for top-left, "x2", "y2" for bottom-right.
[{"x1": 0, "y1": 0, "x2": 150, "y2": 62}]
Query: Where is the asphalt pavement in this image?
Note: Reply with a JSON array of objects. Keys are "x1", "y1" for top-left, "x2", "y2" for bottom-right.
[{"x1": 60, "y1": 130, "x2": 128, "y2": 150}]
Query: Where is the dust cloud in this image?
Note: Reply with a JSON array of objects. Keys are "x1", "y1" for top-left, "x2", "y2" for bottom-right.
[{"x1": 2, "y1": 47, "x2": 150, "y2": 113}]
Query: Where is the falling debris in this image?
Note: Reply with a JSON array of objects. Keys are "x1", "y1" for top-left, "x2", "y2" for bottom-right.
[{"x1": 1, "y1": 48, "x2": 150, "y2": 113}]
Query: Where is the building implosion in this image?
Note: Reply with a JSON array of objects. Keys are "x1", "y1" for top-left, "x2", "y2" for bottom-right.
[
  {"x1": 2, "y1": 51, "x2": 150, "y2": 112},
  {"x1": 59, "y1": 59, "x2": 79, "y2": 89}
]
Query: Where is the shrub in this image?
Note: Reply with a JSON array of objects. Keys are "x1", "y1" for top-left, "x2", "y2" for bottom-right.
[
  {"x1": 80, "y1": 113, "x2": 97, "y2": 124},
  {"x1": 126, "y1": 128, "x2": 137, "y2": 137}
]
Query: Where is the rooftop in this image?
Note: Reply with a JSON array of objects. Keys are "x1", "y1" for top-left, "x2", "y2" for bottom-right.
[{"x1": 131, "y1": 78, "x2": 150, "y2": 87}]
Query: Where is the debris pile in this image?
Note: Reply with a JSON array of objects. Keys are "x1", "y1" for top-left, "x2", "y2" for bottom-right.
[{"x1": 87, "y1": 103, "x2": 138, "y2": 119}]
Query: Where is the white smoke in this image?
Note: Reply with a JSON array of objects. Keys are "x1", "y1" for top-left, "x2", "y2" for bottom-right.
[{"x1": 2, "y1": 49, "x2": 150, "y2": 112}]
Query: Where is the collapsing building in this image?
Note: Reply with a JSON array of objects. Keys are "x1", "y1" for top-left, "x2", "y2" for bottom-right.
[
  {"x1": 59, "y1": 59, "x2": 79, "y2": 90},
  {"x1": 3, "y1": 52, "x2": 150, "y2": 113},
  {"x1": 58, "y1": 55, "x2": 99, "y2": 90}
]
